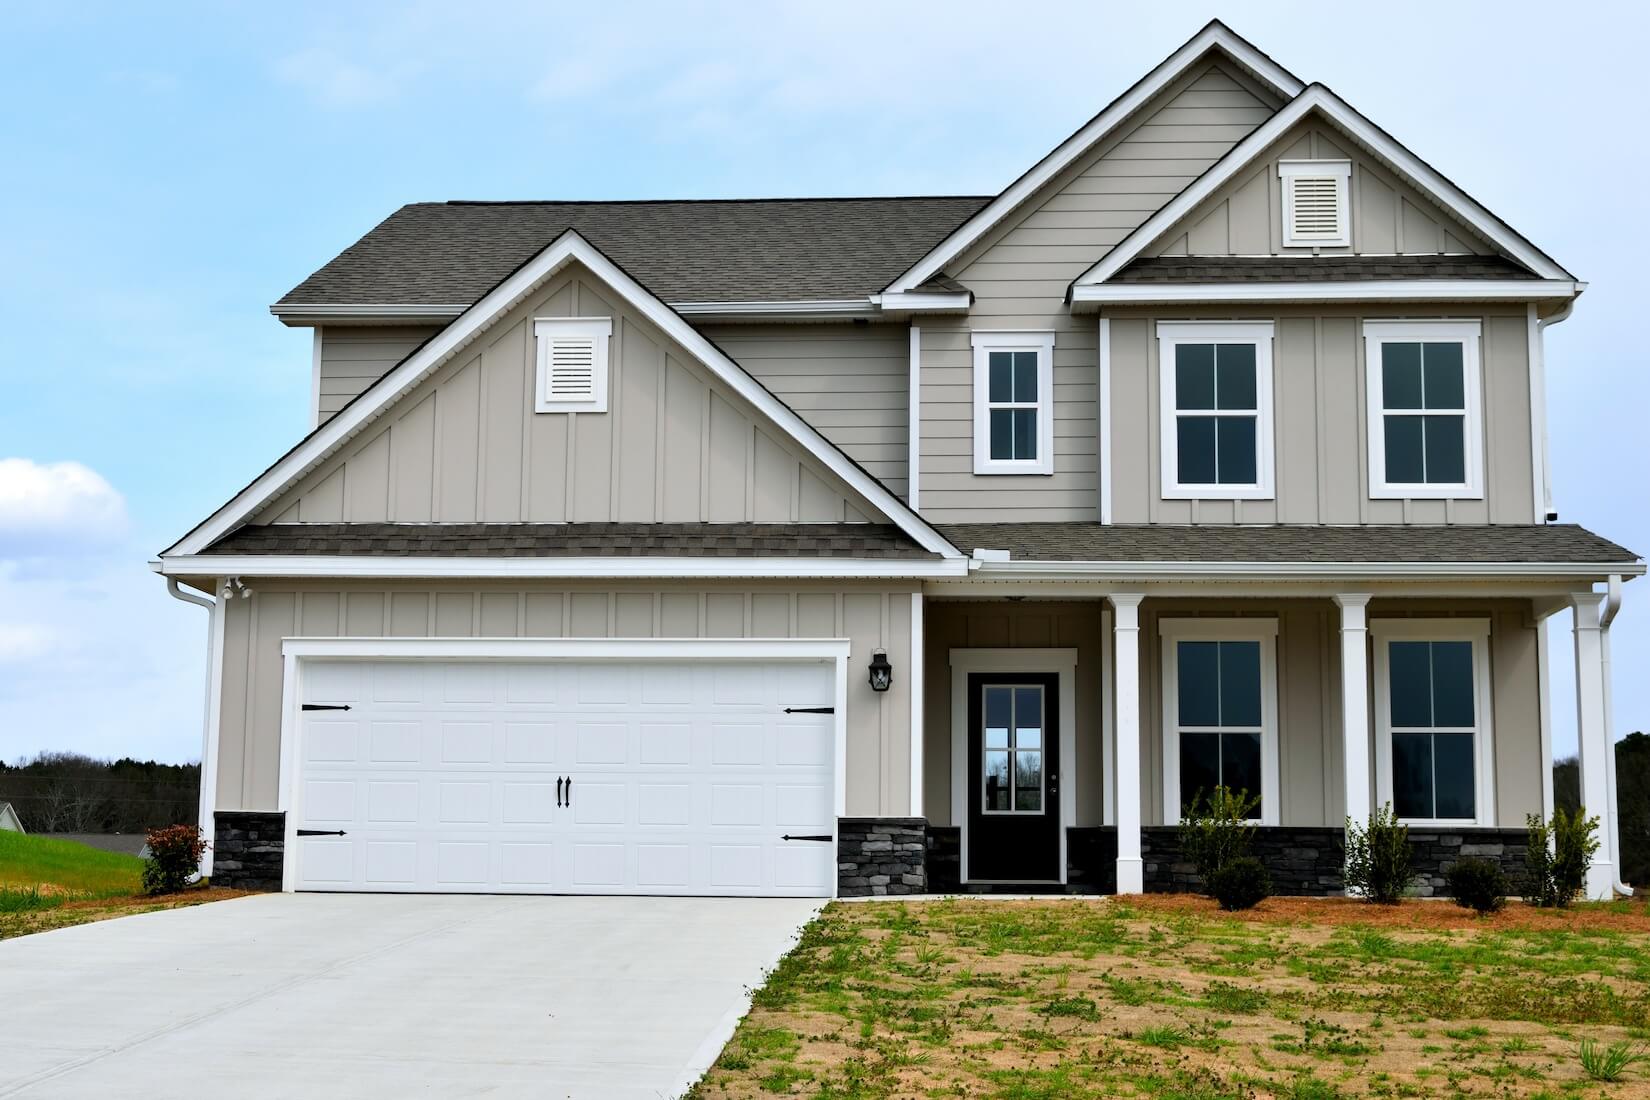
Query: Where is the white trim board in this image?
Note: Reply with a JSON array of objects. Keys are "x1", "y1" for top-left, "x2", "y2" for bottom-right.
[
  {"x1": 275, "y1": 635, "x2": 854, "y2": 894},
  {"x1": 167, "y1": 230, "x2": 960, "y2": 562},
  {"x1": 1072, "y1": 85, "x2": 1574, "y2": 292},
  {"x1": 882, "y1": 21, "x2": 1303, "y2": 296},
  {"x1": 1070, "y1": 280, "x2": 1579, "y2": 308},
  {"x1": 156, "y1": 554, "x2": 968, "y2": 580},
  {"x1": 948, "y1": 648, "x2": 1079, "y2": 885}
]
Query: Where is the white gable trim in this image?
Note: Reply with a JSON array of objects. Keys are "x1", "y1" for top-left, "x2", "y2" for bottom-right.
[
  {"x1": 154, "y1": 554, "x2": 968, "y2": 580},
  {"x1": 1071, "y1": 279, "x2": 1579, "y2": 308},
  {"x1": 167, "y1": 231, "x2": 960, "y2": 559},
  {"x1": 1074, "y1": 85, "x2": 1573, "y2": 290},
  {"x1": 881, "y1": 21, "x2": 1303, "y2": 295}
]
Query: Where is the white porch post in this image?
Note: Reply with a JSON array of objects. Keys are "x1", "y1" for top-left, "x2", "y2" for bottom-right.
[
  {"x1": 1570, "y1": 592, "x2": 1616, "y2": 900},
  {"x1": 1333, "y1": 595, "x2": 1373, "y2": 828},
  {"x1": 1110, "y1": 594, "x2": 1145, "y2": 894}
]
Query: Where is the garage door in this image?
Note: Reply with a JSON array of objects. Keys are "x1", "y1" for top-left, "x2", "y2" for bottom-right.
[{"x1": 290, "y1": 658, "x2": 837, "y2": 897}]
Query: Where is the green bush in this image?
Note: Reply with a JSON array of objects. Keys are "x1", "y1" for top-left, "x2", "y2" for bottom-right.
[
  {"x1": 142, "y1": 825, "x2": 206, "y2": 895},
  {"x1": 1445, "y1": 857, "x2": 1508, "y2": 913},
  {"x1": 1525, "y1": 807, "x2": 1600, "y2": 907},
  {"x1": 1344, "y1": 804, "x2": 1414, "y2": 904},
  {"x1": 1206, "y1": 856, "x2": 1272, "y2": 911},
  {"x1": 1177, "y1": 786, "x2": 1260, "y2": 884}
]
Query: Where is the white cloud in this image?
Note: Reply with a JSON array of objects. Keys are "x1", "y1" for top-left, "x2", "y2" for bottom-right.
[
  {"x1": 0, "y1": 624, "x2": 54, "y2": 663},
  {"x1": 0, "y1": 458, "x2": 128, "y2": 556},
  {"x1": 273, "y1": 47, "x2": 397, "y2": 107}
]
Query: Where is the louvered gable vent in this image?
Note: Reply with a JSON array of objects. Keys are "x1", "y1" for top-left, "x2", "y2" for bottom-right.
[
  {"x1": 534, "y1": 317, "x2": 613, "y2": 413},
  {"x1": 1278, "y1": 160, "x2": 1351, "y2": 248}
]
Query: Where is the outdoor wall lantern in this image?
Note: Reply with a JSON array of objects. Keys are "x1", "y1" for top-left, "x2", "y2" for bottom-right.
[{"x1": 867, "y1": 649, "x2": 893, "y2": 692}]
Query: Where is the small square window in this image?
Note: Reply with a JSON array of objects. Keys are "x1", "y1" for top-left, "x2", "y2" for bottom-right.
[
  {"x1": 1157, "y1": 323, "x2": 1275, "y2": 499},
  {"x1": 972, "y1": 332, "x2": 1054, "y2": 475}
]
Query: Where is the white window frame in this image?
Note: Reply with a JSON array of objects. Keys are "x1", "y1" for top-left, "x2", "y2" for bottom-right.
[
  {"x1": 1278, "y1": 159, "x2": 1351, "y2": 248},
  {"x1": 971, "y1": 330, "x2": 1055, "y2": 475},
  {"x1": 1363, "y1": 320, "x2": 1484, "y2": 500},
  {"x1": 534, "y1": 316, "x2": 613, "y2": 413},
  {"x1": 1371, "y1": 618, "x2": 1496, "y2": 827},
  {"x1": 1157, "y1": 321, "x2": 1276, "y2": 500},
  {"x1": 1159, "y1": 618, "x2": 1280, "y2": 827}
]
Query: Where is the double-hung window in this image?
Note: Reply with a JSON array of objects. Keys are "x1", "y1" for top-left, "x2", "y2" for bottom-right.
[
  {"x1": 1372, "y1": 619, "x2": 1494, "y2": 825},
  {"x1": 971, "y1": 331, "x2": 1055, "y2": 475},
  {"x1": 1157, "y1": 322, "x2": 1275, "y2": 499},
  {"x1": 1160, "y1": 618, "x2": 1279, "y2": 825},
  {"x1": 1363, "y1": 320, "x2": 1483, "y2": 499}
]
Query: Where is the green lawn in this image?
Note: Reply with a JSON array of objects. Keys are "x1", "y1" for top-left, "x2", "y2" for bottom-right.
[
  {"x1": 688, "y1": 895, "x2": 1650, "y2": 1099},
  {"x1": 0, "y1": 831, "x2": 143, "y2": 902},
  {"x1": 0, "y1": 831, "x2": 239, "y2": 940}
]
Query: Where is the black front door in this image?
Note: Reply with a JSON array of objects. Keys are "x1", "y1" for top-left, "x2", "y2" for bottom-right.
[{"x1": 965, "y1": 672, "x2": 1060, "y2": 882}]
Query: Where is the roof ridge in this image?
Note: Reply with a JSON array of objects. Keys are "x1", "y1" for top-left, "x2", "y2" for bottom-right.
[{"x1": 438, "y1": 195, "x2": 992, "y2": 207}]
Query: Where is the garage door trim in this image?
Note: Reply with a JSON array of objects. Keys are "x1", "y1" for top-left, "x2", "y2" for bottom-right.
[{"x1": 276, "y1": 636, "x2": 852, "y2": 894}]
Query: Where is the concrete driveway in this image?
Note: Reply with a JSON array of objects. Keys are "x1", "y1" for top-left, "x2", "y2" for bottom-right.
[{"x1": 0, "y1": 893, "x2": 821, "y2": 1099}]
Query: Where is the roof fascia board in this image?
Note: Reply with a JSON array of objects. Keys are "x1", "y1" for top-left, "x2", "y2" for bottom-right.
[
  {"x1": 965, "y1": 559, "x2": 1644, "y2": 581},
  {"x1": 881, "y1": 23, "x2": 1304, "y2": 297},
  {"x1": 871, "y1": 290, "x2": 974, "y2": 315},
  {"x1": 276, "y1": 299, "x2": 881, "y2": 326},
  {"x1": 1074, "y1": 86, "x2": 1571, "y2": 290},
  {"x1": 1071, "y1": 278, "x2": 1579, "y2": 308},
  {"x1": 170, "y1": 230, "x2": 960, "y2": 559},
  {"x1": 155, "y1": 554, "x2": 968, "y2": 579}
]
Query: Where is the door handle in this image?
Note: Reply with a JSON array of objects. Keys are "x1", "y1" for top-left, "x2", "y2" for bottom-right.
[
  {"x1": 564, "y1": 776, "x2": 571, "y2": 807},
  {"x1": 556, "y1": 777, "x2": 564, "y2": 807}
]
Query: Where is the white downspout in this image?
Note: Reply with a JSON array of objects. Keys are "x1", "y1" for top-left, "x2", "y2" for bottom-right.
[
  {"x1": 165, "y1": 577, "x2": 224, "y2": 877},
  {"x1": 1599, "y1": 573, "x2": 1632, "y2": 896}
]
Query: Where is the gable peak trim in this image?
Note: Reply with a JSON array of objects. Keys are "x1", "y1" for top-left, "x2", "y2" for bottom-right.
[
  {"x1": 1072, "y1": 84, "x2": 1574, "y2": 291},
  {"x1": 881, "y1": 20, "x2": 1304, "y2": 296},
  {"x1": 165, "y1": 229, "x2": 960, "y2": 560}
]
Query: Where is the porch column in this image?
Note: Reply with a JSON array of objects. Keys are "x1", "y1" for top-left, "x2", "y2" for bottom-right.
[
  {"x1": 1110, "y1": 594, "x2": 1145, "y2": 894},
  {"x1": 1333, "y1": 595, "x2": 1373, "y2": 827},
  {"x1": 1570, "y1": 592, "x2": 1616, "y2": 900}
]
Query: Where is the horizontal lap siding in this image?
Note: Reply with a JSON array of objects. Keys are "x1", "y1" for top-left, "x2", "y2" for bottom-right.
[
  {"x1": 1106, "y1": 304, "x2": 1534, "y2": 524},
  {"x1": 701, "y1": 324, "x2": 910, "y2": 500},
  {"x1": 265, "y1": 265, "x2": 879, "y2": 525},
  {"x1": 920, "y1": 63, "x2": 1277, "y2": 522},
  {"x1": 215, "y1": 582, "x2": 917, "y2": 818},
  {"x1": 316, "y1": 326, "x2": 441, "y2": 422}
]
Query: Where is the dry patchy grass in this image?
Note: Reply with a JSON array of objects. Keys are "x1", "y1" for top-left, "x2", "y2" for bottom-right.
[{"x1": 688, "y1": 896, "x2": 1650, "y2": 1099}]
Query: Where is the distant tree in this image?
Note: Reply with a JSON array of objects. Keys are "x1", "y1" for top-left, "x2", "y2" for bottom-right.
[
  {"x1": 0, "y1": 753, "x2": 199, "y2": 833},
  {"x1": 1552, "y1": 732, "x2": 1648, "y2": 888}
]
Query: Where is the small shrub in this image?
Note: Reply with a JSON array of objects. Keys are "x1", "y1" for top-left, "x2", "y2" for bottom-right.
[
  {"x1": 142, "y1": 825, "x2": 206, "y2": 895},
  {"x1": 1344, "y1": 804, "x2": 1414, "y2": 904},
  {"x1": 1579, "y1": 1038, "x2": 1648, "y2": 1082},
  {"x1": 1445, "y1": 857, "x2": 1508, "y2": 913},
  {"x1": 1526, "y1": 807, "x2": 1600, "y2": 907},
  {"x1": 1178, "y1": 785, "x2": 1260, "y2": 883},
  {"x1": 1207, "y1": 857, "x2": 1272, "y2": 911}
]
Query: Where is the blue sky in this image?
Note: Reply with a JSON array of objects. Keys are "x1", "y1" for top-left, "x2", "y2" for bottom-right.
[{"x1": 1, "y1": 1, "x2": 1644, "y2": 767}]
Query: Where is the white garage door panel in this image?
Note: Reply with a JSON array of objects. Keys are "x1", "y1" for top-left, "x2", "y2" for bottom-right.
[{"x1": 292, "y1": 659, "x2": 836, "y2": 897}]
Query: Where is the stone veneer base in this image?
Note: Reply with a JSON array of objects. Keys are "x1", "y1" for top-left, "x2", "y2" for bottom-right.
[
  {"x1": 212, "y1": 811, "x2": 286, "y2": 891},
  {"x1": 836, "y1": 817, "x2": 926, "y2": 896}
]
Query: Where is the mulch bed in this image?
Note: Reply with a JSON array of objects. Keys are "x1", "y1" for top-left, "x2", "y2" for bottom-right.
[{"x1": 1123, "y1": 890, "x2": 1650, "y2": 931}]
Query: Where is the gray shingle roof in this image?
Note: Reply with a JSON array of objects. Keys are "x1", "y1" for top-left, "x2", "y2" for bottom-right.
[
  {"x1": 204, "y1": 523, "x2": 938, "y2": 559},
  {"x1": 1110, "y1": 255, "x2": 1536, "y2": 283},
  {"x1": 275, "y1": 198, "x2": 990, "y2": 310},
  {"x1": 936, "y1": 523, "x2": 1638, "y2": 564}
]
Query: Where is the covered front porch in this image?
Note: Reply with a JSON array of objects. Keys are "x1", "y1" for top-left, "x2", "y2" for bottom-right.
[{"x1": 909, "y1": 580, "x2": 1625, "y2": 899}]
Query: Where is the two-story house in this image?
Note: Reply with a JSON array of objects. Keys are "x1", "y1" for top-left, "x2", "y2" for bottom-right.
[{"x1": 157, "y1": 22, "x2": 1640, "y2": 901}]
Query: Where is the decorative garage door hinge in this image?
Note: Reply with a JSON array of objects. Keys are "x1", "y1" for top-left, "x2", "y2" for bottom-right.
[
  {"x1": 782, "y1": 706, "x2": 834, "y2": 714},
  {"x1": 781, "y1": 834, "x2": 833, "y2": 842},
  {"x1": 296, "y1": 829, "x2": 347, "y2": 837},
  {"x1": 301, "y1": 703, "x2": 352, "y2": 711}
]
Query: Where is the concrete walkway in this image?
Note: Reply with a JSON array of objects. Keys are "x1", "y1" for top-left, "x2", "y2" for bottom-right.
[{"x1": 0, "y1": 893, "x2": 820, "y2": 1099}]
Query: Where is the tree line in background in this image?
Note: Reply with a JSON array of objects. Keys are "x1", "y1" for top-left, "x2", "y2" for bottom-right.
[
  {"x1": 1554, "y1": 730, "x2": 1648, "y2": 886},
  {"x1": 0, "y1": 753, "x2": 199, "y2": 834}
]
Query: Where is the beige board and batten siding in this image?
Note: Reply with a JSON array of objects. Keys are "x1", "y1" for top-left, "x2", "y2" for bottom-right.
[
  {"x1": 918, "y1": 61, "x2": 1281, "y2": 522},
  {"x1": 212, "y1": 582, "x2": 916, "y2": 817},
  {"x1": 316, "y1": 326, "x2": 441, "y2": 423},
  {"x1": 1128, "y1": 599, "x2": 1541, "y2": 828},
  {"x1": 1105, "y1": 304, "x2": 1535, "y2": 524},
  {"x1": 700, "y1": 324, "x2": 910, "y2": 501},
  {"x1": 1151, "y1": 121, "x2": 1496, "y2": 257},
  {"x1": 265, "y1": 263, "x2": 881, "y2": 525}
]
